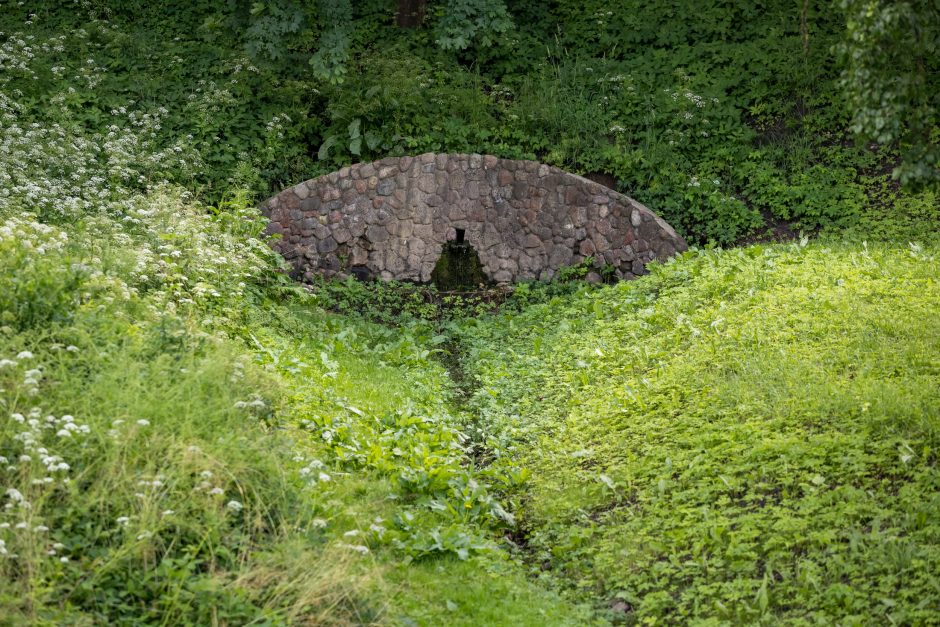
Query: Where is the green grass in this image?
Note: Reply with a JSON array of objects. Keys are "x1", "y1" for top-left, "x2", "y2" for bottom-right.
[
  {"x1": 2, "y1": 3, "x2": 938, "y2": 623},
  {"x1": 461, "y1": 241, "x2": 940, "y2": 624},
  {"x1": 0, "y1": 204, "x2": 592, "y2": 624}
]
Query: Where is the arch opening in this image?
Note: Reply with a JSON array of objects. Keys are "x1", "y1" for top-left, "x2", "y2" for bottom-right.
[{"x1": 431, "y1": 239, "x2": 488, "y2": 291}]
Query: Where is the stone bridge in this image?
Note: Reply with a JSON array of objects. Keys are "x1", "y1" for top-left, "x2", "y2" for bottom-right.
[{"x1": 262, "y1": 153, "x2": 687, "y2": 284}]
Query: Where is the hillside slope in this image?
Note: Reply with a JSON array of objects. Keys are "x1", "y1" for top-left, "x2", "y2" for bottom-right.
[{"x1": 461, "y1": 242, "x2": 940, "y2": 623}]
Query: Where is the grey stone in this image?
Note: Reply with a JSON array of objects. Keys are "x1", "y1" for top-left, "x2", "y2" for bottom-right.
[
  {"x1": 376, "y1": 180, "x2": 395, "y2": 196},
  {"x1": 292, "y1": 183, "x2": 309, "y2": 200},
  {"x1": 317, "y1": 237, "x2": 338, "y2": 253},
  {"x1": 333, "y1": 226, "x2": 351, "y2": 244},
  {"x1": 365, "y1": 225, "x2": 389, "y2": 244}
]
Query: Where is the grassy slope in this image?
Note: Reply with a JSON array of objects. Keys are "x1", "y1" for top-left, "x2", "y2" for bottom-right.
[
  {"x1": 461, "y1": 241, "x2": 940, "y2": 624},
  {"x1": 2, "y1": 4, "x2": 939, "y2": 625},
  {"x1": 0, "y1": 208, "x2": 588, "y2": 624},
  {"x1": 246, "y1": 304, "x2": 593, "y2": 626}
]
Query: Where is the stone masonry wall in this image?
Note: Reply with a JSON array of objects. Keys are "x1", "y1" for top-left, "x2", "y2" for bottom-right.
[{"x1": 262, "y1": 153, "x2": 687, "y2": 283}]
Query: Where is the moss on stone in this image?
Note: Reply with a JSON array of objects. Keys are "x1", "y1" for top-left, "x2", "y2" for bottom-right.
[{"x1": 431, "y1": 242, "x2": 489, "y2": 291}]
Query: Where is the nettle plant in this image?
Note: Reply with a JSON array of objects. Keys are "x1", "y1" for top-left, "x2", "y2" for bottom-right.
[{"x1": 0, "y1": 93, "x2": 200, "y2": 222}]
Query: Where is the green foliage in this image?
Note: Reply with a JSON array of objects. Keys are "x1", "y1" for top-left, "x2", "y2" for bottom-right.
[
  {"x1": 309, "y1": 0, "x2": 353, "y2": 84},
  {"x1": 2, "y1": 1, "x2": 939, "y2": 623},
  {"x1": 838, "y1": 0, "x2": 940, "y2": 189},
  {"x1": 240, "y1": 0, "x2": 307, "y2": 62},
  {"x1": 461, "y1": 241, "x2": 940, "y2": 623},
  {"x1": 432, "y1": 0, "x2": 514, "y2": 51},
  {"x1": 0, "y1": 26, "x2": 584, "y2": 622},
  {"x1": 7, "y1": 0, "x2": 935, "y2": 243}
]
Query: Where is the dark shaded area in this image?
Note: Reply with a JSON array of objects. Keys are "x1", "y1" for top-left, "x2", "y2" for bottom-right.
[
  {"x1": 350, "y1": 264, "x2": 373, "y2": 281},
  {"x1": 431, "y1": 241, "x2": 489, "y2": 291}
]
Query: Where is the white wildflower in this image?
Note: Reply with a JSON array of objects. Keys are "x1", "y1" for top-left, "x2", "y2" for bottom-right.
[{"x1": 339, "y1": 543, "x2": 370, "y2": 555}]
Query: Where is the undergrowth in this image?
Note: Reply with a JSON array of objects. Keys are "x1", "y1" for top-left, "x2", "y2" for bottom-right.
[
  {"x1": 460, "y1": 241, "x2": 940, "y2": 624},
  {"x1": 1, "y1": 3, "x2": 938, "y2": 625}
]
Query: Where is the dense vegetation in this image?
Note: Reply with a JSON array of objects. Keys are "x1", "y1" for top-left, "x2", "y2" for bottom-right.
[
  {"x1": 460, "y1": 243, "x2": 940, "y2": 623},
  {"x1": 1, "y1": 1, "x2": 937, "y2": 624}
]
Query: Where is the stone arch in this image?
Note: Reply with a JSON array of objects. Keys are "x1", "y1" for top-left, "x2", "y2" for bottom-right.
[{"x1": 262, "y1": 153, "x2": 687, "y2": 283}]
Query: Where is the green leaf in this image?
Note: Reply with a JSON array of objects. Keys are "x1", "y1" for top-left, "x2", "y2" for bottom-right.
[
  {"x1": 364, "y1": 130, "x2": 381, "y2": 151},
  {"x1": 318, "y1": 135, "x2": 338, "y2": 161}
]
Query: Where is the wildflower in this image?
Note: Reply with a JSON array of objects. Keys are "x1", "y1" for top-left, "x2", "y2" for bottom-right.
[
  {"x1": 55, "y1": 429, "x2": 71, "y2": 438},
  {"x1": 162, "y1": 509, "x2": 175, "y2": 516},
  {"x1": 0, "y1": 359, "x2": 16, "y2": 368},
  {"x1": 6, "y1": 488, "x2": 24, "y2": 502},
  {"x1": 312, "y1": 518, "x2": 327, "y2": 529},
  {"x1": 16, "y1": 351, "x2": 33, "y2": 360},
  {"x1": 208, "y1": 487, "x2": 224, "y2": 496},
  {"x1": 225, "y1": 500, "x2": 243, "y2": 512},
  {"x1": 15, "y1": 522, "x2": 28, "y2": 529},
  {"x1": 34, "y1": 525, "x2": 49, "y2": 532},
  {"x1": 136, "y1": 531, "x2": 152, "y2": 540},
  {"x1": 65, "y1": 345, "x2": 79, "y2": 352},
  {"x1": 136, "y1": 419, "x2": 150, "y2": 426},
  {"x1": 116, "y1": 516, "x2": 130, "y2": 525},
  {"x1": 60, "y1": 556, "x2": 69, "y2": 563},
  {"x1": 339, "y1": 543, "x2": 370, "y2": 555}
]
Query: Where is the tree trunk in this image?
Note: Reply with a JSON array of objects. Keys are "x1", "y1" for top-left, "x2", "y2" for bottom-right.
[{"x1": 396, "y1": 0, "x2": 426, "y2": 27}]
